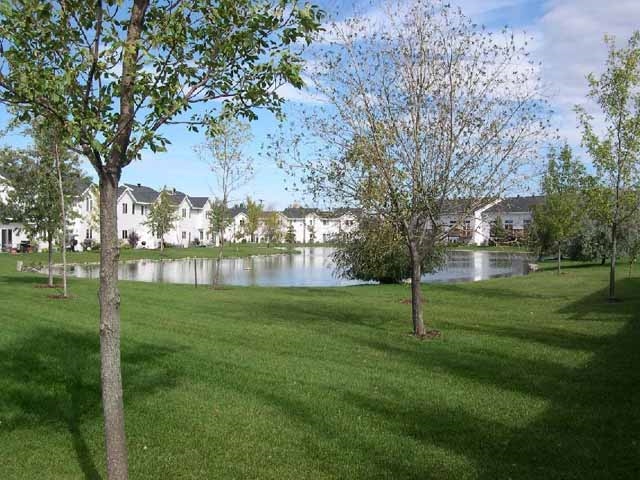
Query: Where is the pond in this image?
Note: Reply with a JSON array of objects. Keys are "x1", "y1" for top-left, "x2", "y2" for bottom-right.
[{"x1": 57, "y1": 247, "x2": 531, "y2": 287}]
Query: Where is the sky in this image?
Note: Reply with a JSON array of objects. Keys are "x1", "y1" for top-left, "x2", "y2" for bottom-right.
[{"x1": 1, "y1": 0, "x2": 639, "y2": 208}]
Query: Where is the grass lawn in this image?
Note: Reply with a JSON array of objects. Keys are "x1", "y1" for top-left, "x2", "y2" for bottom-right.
[
  {"x1": 0, "y1": 253, "x2": 638, "y2": 479},
  {"x1": 451, "y1": 244, "x2": 531, "y2": 253}
]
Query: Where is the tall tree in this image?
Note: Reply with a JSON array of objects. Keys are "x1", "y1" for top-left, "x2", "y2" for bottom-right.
[
  {"x1": 0, "y1": 142, "x2": 84, "y2": 288},
  {"x1": 195, "y1": 117, "x2": 254, "y2": 287},
  {"x1": 244, "y1": 196, "x2": 263, "y2": 242},
  {"x1": 263, "y1": 210, "x2": 283, "y2": 247},
  {"x1": 531, "y1": 144, "x2": 587, "y2": 274},
  {"x1": 278, "y1": 0, "x2": 549, "y2": 336},
  {"x1": 576, "y1": 32, "x2": 640, "y2": 301},
  {"x1": 143, "y1": 189, "x2": 178, "y2": 252},
  {"x1": 0, "y1": 2, "x2": 323, "y2": 477}
]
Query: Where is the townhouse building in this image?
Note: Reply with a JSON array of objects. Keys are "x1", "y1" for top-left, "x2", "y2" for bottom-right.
[{"x1": 1, "y1": 175, "x2": 546, "y2": 251}]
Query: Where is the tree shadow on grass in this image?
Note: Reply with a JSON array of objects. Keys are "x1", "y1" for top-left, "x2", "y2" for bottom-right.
[
  {"x1": 0, "y1": 328, "x2": 185, "y2": 479},
  {"x1": 211, "y1": 278, "x2": 639, "y2": 479},
  {"x1": 354, "y1": 278, "x2": 640, "y2": 478}
]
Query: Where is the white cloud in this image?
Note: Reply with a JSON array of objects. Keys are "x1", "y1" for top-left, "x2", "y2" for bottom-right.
[
  {"x1": 275, "y1": 82, "x2": 329, "y2": 104},
  {"x1": 536, "y1": 0, "x2": 640, "y2": 143}
]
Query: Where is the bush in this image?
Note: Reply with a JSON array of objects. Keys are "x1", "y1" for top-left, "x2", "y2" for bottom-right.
[
  {"x1": 128, "y1": 230, "x2": 140, "y2": 248},
  {"x1": 333, "y1": 217, "x2": 444, "y2": 284}
]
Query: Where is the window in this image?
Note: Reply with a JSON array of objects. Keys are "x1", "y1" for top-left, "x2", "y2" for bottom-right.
[
  {"x1": 140, "y1": 205, "x2": 145, "y2": 216},
  {"x1": 86, "y1": 229, "x2": 92, "y2": 240},
  {"x1": 122, "y1": 203, "x2": 128, "y2": 214},
  {"x1": 322, "y1": 220, "x2": 328, "y2": 225},
  {"x1": 182, "y1": 231, "x2": 187, "y2": 239},
  {"x1": 132, "y1": 204, "x2": 136, "y2": 215},
  {"x1": 239, "y1": 219, "x2": 245, "y2": 227},
  {"x1": 523, "y1": 219, "x2": 531, "y2": 230},
  {"x1": 182, "y1": 208, "x2": 186, "y2": 218},
  {"x1": 199, "y1": 230, "x2": 204, "y2": 240},
  {"x1": 505, "y1": 219, "x2": 514, "y2": 230},
  {"x1": 122, "y1": 230, "x2": 128, "y2": 239},
  {"x1": 85, "y1": 197, "x2": 92, "y2": 212},
  {"x1": 345, "y1": 220, "x2": 353, "y2": 227}
]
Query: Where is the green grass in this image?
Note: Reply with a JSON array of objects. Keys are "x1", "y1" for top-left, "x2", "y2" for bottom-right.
[
  {"x1": 452, "y1": 244, "x2": 531, "y2": 253},
  {"x1": 11, "y1": 243, "x2": 296, "y2": 267},
  {"x1": 0, "y1": 253, "x2": 638, "y2": 479}
]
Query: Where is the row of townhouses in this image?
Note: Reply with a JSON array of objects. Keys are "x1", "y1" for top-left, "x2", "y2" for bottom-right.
[{"x1": 1, "y1": 177, "x2": 543, "y2": 251}]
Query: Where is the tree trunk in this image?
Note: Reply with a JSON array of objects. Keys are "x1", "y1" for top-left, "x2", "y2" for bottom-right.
[
  {"x1": 213, "y1": 236, "x2": 224, "y2": 289},
  {"x1": 609, "y1": 221, "x2": 617, "y2": 302},
  {"x1": 557, "y1": 243, "x2": 561, "y2": 275},
  {"x1": 409, "y1": 243, "x2": 426, "y2": 336},
  {"x1": 54, "y1": 143, "x2": 68, "y2": 297},
  {"x1": 47, "y1": 235, "x2": 53, "y2": 287},
  {"x1": 99, "y1": 172, "x2": 128, "y2": 480}
]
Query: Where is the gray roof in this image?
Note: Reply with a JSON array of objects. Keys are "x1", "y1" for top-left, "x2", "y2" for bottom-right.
[
  {"x1": 119, "y1": 183, "x2": 160, "y2": 203},
  {"x1": 228, "y1": 205, "x2": 247, "y2": 217},
  {"x1": 281, "y1": 207, "x2": 318, "y2": 219},
  {"x1": 188, "y1": 196, "x2": 209, "y2": 209},
  {"x1": 487, "y1": 195, "x2": 545, "y2": 213},
  {"x1": 118, "y1": 183, "x2": 189, "y2": 205},
  {"x1": 282, "y1": 206, "x2": 361, "y2": 219}
]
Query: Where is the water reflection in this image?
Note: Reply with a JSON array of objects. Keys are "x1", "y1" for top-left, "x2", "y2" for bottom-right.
[{"x1": 59, "y1": 247, "x2": 529, "y2": 287}]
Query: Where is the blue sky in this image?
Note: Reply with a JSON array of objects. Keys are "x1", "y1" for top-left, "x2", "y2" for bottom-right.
[{"x1": 1, "y1": 0, "x2": 639, "y2": 208}]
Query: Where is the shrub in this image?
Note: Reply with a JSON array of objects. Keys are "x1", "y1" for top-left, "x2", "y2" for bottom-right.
[
  {"x1": 128, "y1": 230, "x2": 140, "y2": 248},
  {"x1": 333, "y1": 217, "x2": 444, "y2": 284}
]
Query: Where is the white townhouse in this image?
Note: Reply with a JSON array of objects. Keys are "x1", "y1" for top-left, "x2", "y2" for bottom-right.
[
  {"x1": 72, "y1": 183, "x2": 212, "y2": 250},
  {"x1": 171, "y1": 194, "x2": 212, "y2": 247},
  {"x1": 2, "y1": 172, "x2": 547, "y2": 251},
  {"x1": 1, "y1": 172, "x2": 92, "y2": 251},
  {"x1": 0, "y1": 172, "x2": 31, "y2": 250},
  {"x1": 483, "y1": 195, "x2": 545, "y2": 241},
  {"x1": 280, "y1": 207, "x2": 358, "y2": 244}
]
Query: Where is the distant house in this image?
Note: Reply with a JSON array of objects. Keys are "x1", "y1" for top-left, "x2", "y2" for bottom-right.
[
  {"x1": 1, "y1": 172, "x2": 91, "y2": 251},
  {"x1": 1, "y1": 174, "x2": 549, "y2": 251},
  {"x1": 484, "y1": 196, "x2": 545, "y2": 242}
]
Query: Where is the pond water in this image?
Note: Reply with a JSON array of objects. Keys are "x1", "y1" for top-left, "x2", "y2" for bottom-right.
[{"x1": 57, "y1": 247, "x2": 530, "y2": 287}]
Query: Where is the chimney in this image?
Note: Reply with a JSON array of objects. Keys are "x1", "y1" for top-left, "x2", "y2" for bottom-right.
[
  {"x1": 172, "y1": 187, "x2": 176, "y2": 194},
  {"x1": 137, "y1": 183, "x2": 141, "y2": 187}
]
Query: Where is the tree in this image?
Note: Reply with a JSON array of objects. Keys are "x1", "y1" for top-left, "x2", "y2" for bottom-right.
[
  {"x1": 263, "y1": 211, "x2": 283, "y2": 247},
  {"x1": 279, "y1": 0, "x2": 549, "y2": 336},
  {"x1": 143, "y1": 189, "x2": 178, "y2": 252},
  {"x1": 531, "y1": 144, "x2": 587, "y2": 273},
  {"x1": 285, "y1": 222, "x2": 296, "y2": 247},
  {"x1": 491, "y1": 216, "x2": 508, "y2": 246},
  {"x1": 245, "y1": 196, "x2": 263, "y2": 242},
  {"x1": 334, "y1": 215, "x2": 443, "y2": 284},
  {"x1": 576, "y1": 32, "x2": 640, "y2": 301},
  {"x1": 195, "y1": 118, "x2": 254, "y2": 287},
  {"x1": 0, "y1": 2, "x2": 322, "y2": 476},
  {"x1": 0, "y1": 139, "x2": 84, "y2": 290}
]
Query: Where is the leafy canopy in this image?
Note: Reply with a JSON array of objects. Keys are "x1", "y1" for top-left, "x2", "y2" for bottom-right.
[{"x1": 0, "y1": 0, "x2": 324, "y2": 171}]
